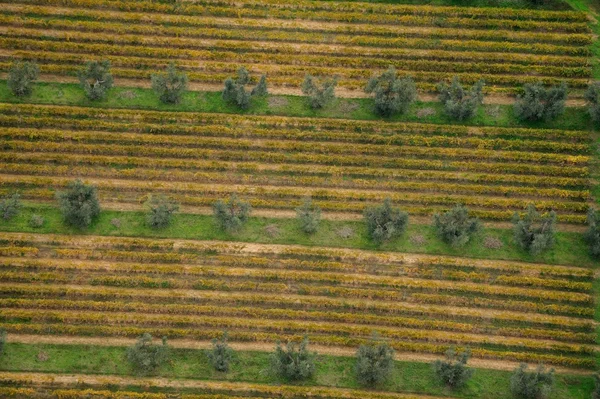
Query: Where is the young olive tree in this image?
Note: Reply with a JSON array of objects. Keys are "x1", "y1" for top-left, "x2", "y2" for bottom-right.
[
  {"x1": 270, "y1": 337, "x2": 316, "y2": 381},
  {"x1": 56, "y1": 179, "x2": 100, "y2": 229},
  {"x1": 510, "y1": 364, "x2": 554, "y2": 399},
  {"x1": 0, "y1": 329, "x2": 5, "y2": 357},
  {"x1": 355, "y1": 335, "x2": 395, "y2": 387},
  {"x1": 8, "y1": 61, "x2": 39, "y2": 97},
  {"x1": 585, "y1": 82, "x2": 600, "y2": 124},
  {"x1": 301, "y1": 74, "x2": 338, "y2": 109},
  {"x1": 145, "y1": 194, "x2": 179, "y2": 229},
  {"x1": 78, "y1": 60, "x2": 114, "y2": 101},
  {"x1": 365, "y1": 67, "x2": 416, "y2": 117},
  {"x1": 126, "y1": 333, "x2": 169, "y2": 376},
  {"x1": 512, "y1": 204, "x2": 556, "y2": 255},
  {"x1": 433, "y1": 347, "x2": 473, "y2": 389},
  {"x1": 151, "y1": 62, "x2": 188, "y2": 104},
  {"x1": 514, "y1": 82, "x2": 567, "y2": 122},
  {"x1": 433, "y1": 205, "x2": 481, "y2": 247},
  {"x1": 296, "y1": 197, "x2": 321, "y2": 234},
  {"x1": 0, "y1": 193, "x2": 21, "y2": 221},
  {"x1": 364, "y1": 199, "x2": 408, "y2": 244},
  {"x1": 222, "y1": 67, "x2": 267, "y2": 109},
  {"x1": 207, "y1": 331, "x2": 234, "y2": 372},
  {"x1": 584, "y1": 208, "x2": 600, "y2": 258},
  {"x1": 437, "y1": 77, "x2": 484, "y2": 120},
  {"x1": 213, "y1": 194, "x2": 251, "y2": 233},
  {"x1": 593, "y1": 373, "x2": 600, "y2": 399}
]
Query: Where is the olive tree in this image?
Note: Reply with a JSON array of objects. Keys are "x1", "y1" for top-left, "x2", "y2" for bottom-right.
[
  {"x1": 56, "y1": 179, "x2": 100, "y2": 229},
  {"x1": 78, "y1": 60, "x2": 113, "y2": 100},
  {"x1": 222, "y1": 67, "x2": 267, "y2": 109},
  {"x1": 512, "y1": 204, "x2": 556, "y2": 255},
  {"x1": 0, "y1": 329, "x2": 5, "y2": 357},
  {"x1": 355, "y1": 335, "x2": 395, "y2": 387},
  {"x1": 433, "y1": 204, "x2": 481, "y2": 247},
  {"x1": 514, "y1": 82, "x2": 567, "y2": 121},
  {"x1": 584, "y1": 208, "x2": 600, "y2": 258},
  {"x1": 296, "y1": 197, "x2": 321, "y2": 234},
  {"x1": 151, "y1": 62, "x2": 188, "y2": 104},
  {"x1": 126, "y1": 333, "x2": 169, "y2": 376},
  {"x1": 585, "y1": 82, "x2": 600, "y2": 124},
  {"x1": 364, "y1": 199, "x2": 409, "y2": 244},
  {"x1": 301, "y1": 74, "x2": 338, "y2": 109},
  {"x1": 593, "y1": 373, "x2": 600, "y2": 399},
  {"x1": 365, "y1": 67, "x2": 416, "y2": 117},
  {"x1": 145, "y1": 194, "x2": 179, "y2": 229},
  {"x1": 437, "y1": 77, "x2": 484, "y2": 120},
  {"x1": 510, "y1": 364, "x2": 554, "y2": 399},
  {"x1": 8, "y1": 61, "x2": 39, "y2": 97},
  {"x1": 213, "y1": 194, "x2": 251, "y2": 232},
  {"x1": 433, "y1": 347, "x2": 473, "y2": 389},
  {"x1": 0, "y1": 193, "x2": 21, "y2": 221},
  {"x1": 270, "y1": 337, "x2": 316, "y2": 381},
  {"x1": 207, "y1": 332, "x2": 234, "y2": 372}
]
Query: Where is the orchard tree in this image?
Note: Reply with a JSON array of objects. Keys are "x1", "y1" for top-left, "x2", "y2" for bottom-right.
[
  {"x1": 512, "y1": 204, "x2": 556, "y2": 255},
  {"x1": 151, "y1": 62, "x2": 188, "y2": 104},
  {"x1": 207, "y1": 331, "x2": 234, "y2": 372},
  {"x1": 585, "y1": 82, "x2": 600, "y2": 124},
  {"x1": 145, "y1": 194, "x2": 179, "y2": 229},
  {"x1": 222, "y1": 67, "x2": 267, "y2": 109},
  {"x1": 364, "y1": 199, "x2": 409, "y2": 244},
  {"x1": 514, "y1": 82, "x2": 567, "y2": 121},
  {"x1": 78, "y1": 60, "x2": 113, "y2": 101},
  {"x1": 56, "y1": 179, "x2": 100, "y2": 229},
  {"x1": 355, "y1": 334, "x2": 395, "y2": 387},
  {"x1": 433, "y1": 204, "x2": 481, "y2": 247},
  {"x1": 296, "y1": 197, "x2": 321, "y2": 234},
  {"x1": 8, "y1": 61, "x2": 39, "y2": 97},
  {"x1": 584, "y1": 208, "x2": 600, "y2": 258},
  {"x1": 301, "y1": 74, "x2": 338, "y2": 109},
  {"x1": 126, "y1": 333, "x2": 169, "y2": 376},
  {"x1": 433, "y1": 347, "x2": 473, "y2": 389},
  {"x1": 365, "y1": 67, "x2": 416, "y2": 117},
  {"x1": 270, "y1": 337, "x2": 316, "y2": 381},
  {"x1": 213, "y1": 194, "x2": 251, "y2": 232},
  {"x1": 510, "y1": 364, "x2": 554, "y2": 399},
  {"x1": 437, "y1": 77, "x2": 484, "y2": 120},
  {"x1": 0, "y1": 193, "x2": 21, "y2": 221}
]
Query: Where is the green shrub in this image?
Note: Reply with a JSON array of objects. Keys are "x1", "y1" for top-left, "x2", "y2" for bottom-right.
[
  {"x1": 0, "y1": 193, "x2": 21, "y2": 221},
  {"x1": 270, "y1": 337, "x2": 316, "y2": 381},
  {"x1": 365, "y1": 67, "x2": 416, "y2": 117},
  {"x1": 364, "y1": 198, "x2": 408, "y2": 243},
  {"x1": 222, "y1": 67, "x2": 267, "y2": 109},
  {"x1": 301, "y1": 74, "x2": 338, "y2": 109},
  {"x1": 0, "y1": 329, "x2": 5, "y2": 357},
  {"x1": 207, "y1": 331, "x2": 234, "y2": 372},
  {"x1": 510, "y1": 364, "x2": 554, "y2": 399},
  {"x1": 512, "y1": 204, "x2": 556, "y2": 255},
  {"x1": 151, "y1": 62, "x2": 188, "y2": 104},
  {"x1": 437, "y1": 77, "x2": 484, "y2": 120},
  {"x1": 56, "y1": 179, "x2": 100, "y2": 229},
  {"x1": 514, "y1": 82, "x2": 567, "y2": 121},
  {"x1": 28, "y1": 214, "x2": 45, "y2": 228},
  {"x1": 355, "y1": 335, "x2": 395, "y2": 387},
  {"x1": 433, "y1": 347, "x2": 473, "y2": 389},
  {"x1": 126, "y1": 333, "x2": 169, "y2": 376},
  {"x1": 585, "y1": 208, "x2": 600, "y2": 258},
  {"x1": 296, "y1": 197, "x2": 321, "y2": 234},
  {"x1": 78, "y1": 60, "x2": 114, "y2": 101},
  {"x1": 145, "y1": 194, "x2": 179, "y2": 229},
  {"x1": 213, "y1": 194, "x2": 251, "y2": 232},
  {"x1": 593, "y1": 374, "x2": 600, "y2": 399},
  {"x1": 433, "y1": 204, "x2": 481, "y2": 247},
  {"x1": 8, "y1": 61, "x2": 39, "y2": 97},
  {"x1": 584, "y1": 82, "x2": 600, "y2": 124}
]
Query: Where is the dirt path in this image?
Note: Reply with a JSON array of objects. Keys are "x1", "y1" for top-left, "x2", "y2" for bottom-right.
[
  {"x1": 6, "y1": 334, "x2": 593, "y2": 375},
  {"x1": 25, "y1": 73, "x2": 587, "y2": 105}
]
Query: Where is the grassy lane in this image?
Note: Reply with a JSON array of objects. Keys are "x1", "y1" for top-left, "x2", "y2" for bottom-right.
[
  {"x1": 0, "y1": 81, "x2": 593, "y2": 131},
  {"x1": 0, "y1": 204, "x2": 594, "y2": 267},
  {"x1": 0, "y1": 343, "x2": 593, "y2": 399}
]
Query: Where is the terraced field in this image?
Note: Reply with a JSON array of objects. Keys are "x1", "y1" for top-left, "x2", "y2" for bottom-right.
[
  {"x1": 0, "y1": 103, "x2": 592, "y2": 223},
  {"x1": 0, "y1": 0, "x2": 593, "y2": 94},
  {"x1": 0, "y1": 231, "x2": 595, "y2": 369}
]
